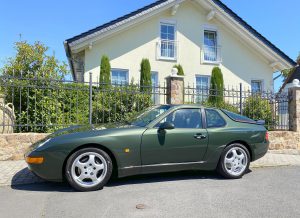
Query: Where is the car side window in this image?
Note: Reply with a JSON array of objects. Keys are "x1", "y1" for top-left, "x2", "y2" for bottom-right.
[
  {"x1": 157, "y1": 109, "x2": 202, "y2": 128},
  {"x1": 205, "y1": 109, "x2": 226, "y2": 128}
]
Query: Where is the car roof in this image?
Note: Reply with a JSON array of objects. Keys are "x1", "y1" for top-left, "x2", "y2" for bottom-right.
[{"x1": 159, "y1": 104, "x2": 219, "y2": 110}]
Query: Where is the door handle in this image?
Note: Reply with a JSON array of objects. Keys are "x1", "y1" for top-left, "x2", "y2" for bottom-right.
[{"x1": 194, "y1": 134, "x2": 207, "y2": 139}]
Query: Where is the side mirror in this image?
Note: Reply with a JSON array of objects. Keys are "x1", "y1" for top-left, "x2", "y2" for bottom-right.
[{"x1": 159, "y1": 122, "x2": 175, "y2": 130}]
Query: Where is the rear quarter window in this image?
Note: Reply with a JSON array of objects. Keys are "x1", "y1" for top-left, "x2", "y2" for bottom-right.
[
  {"x1": 221, "y1": 110, "x2": 255, "y2": 124},
  {"x1": 205, "y1": 109, "x2": 226, "y2": 128}
]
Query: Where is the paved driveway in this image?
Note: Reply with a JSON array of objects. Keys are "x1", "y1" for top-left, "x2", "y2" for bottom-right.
[{"x1": 0, "y1": 166, "x2": 300, "y2": 218}]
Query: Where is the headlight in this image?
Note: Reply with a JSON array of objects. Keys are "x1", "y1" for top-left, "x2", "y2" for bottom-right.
[{"x1": 37, "y1": 138, "x2": 51, "y2": 149}]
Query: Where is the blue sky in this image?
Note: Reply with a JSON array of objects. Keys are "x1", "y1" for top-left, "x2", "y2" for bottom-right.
[{"x1": 1, "y1": 0, "x2": 299, "y2": 90}]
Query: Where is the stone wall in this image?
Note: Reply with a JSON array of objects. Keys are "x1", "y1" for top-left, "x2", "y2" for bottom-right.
[
  {"x1": 0, "y1": 133, "x2": 49, "y2": 161},
  {"x1": 269, "y1": 131, "x2": 300, "y2": 150},
  {"x1": 0, "y1": 131, "x2": 299, "y2": 161}
]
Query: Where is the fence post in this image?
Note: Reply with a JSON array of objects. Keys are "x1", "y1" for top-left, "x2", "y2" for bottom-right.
[
  {"x1": 239, "y1": 83, "x2": 243, "y2": 115},
  {"x1": 288, "y1": 86, "x2": 300, "y2": 132},
  {"x1": 89, "y1": 72, "x2": 93, "y2": 125},
  {"x1": 166, "y1": 75, "x2": 184, "y2": 104}
]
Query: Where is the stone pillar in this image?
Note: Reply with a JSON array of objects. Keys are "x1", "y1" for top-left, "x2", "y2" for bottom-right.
[
  {"x1": 288, "y1": 87, "x2": 300, "y2": 131},
  {"x1": 166, "y1": 75, "x2": 184, "y2": 104}
]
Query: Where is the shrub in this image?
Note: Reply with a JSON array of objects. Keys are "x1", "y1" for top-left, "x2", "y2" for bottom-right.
[
  {"x1": 100, "y1": 55, "x2": 111, "y2": 87},
  {"x1": 140, "y1": 59, "x2": 152, "y2": 92},
  {"x1": 173, "y1": 64, "x2": 184, "y2": 76},
  {"x1": 243, "y1": 95, "x2": 272, "y2": 126},
  {"x1": 92, "y1": 85, "x2": 152, "y2": 123},
  {"x1": 208, "y1": 67, "x2": 224, "y2": 105},
  {"x1": 3, "y1": 78, "x2": 89, "y2": 133}
]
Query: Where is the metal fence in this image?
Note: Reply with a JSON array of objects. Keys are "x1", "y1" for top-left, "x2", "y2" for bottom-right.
[
  {"x1": 0, "y1": 73, "x2": 290, "y2": 133},
  {"x1": 0, "y1": 74, "x2": 167, "y2": 133},
  {"x1": 184, "y1": 83, "x2": 290, "y2": 130}
]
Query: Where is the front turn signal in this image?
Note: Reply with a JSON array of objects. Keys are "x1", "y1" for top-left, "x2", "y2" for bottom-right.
[{"x1": 26, "y1": 157, "x2": 44, "y2": 164}]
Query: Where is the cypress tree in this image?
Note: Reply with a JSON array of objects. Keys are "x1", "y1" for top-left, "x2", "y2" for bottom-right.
[
  {"x1": 140, "y1": 58, "x2": 152, "y2": 92},
  {"x1": 208, "y1": 67, "x2": 224, "y2": 105},
  {"x1": 100, "y1": 55, "x2": 111, "y2": 87}
]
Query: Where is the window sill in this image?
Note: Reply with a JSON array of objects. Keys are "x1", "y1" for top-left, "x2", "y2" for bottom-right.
[
  {"x1": 158, "y1": 56, "x2": 177, "y2": 62},
  {"x1": 202, "y1": 60, "x2": 222, "y2": 65}
]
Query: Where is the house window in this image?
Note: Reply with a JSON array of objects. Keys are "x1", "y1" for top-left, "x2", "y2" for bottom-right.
[
  {"x1": 203, "y1": 30, "x2": 220, "y2": 62},
  {"x1": 111, "y1": 69, "x2": 129, "y2": 85},
  {"x1": 251, "y1": 80, "x2": 263, "y2": 93},
  {"x1": 151, "y1": 72, "x2": 159, "y2": 104},
  {"x1": 160, "y1": 22, "x2": 176, "y2": 59},
  {"x1": 196, "y1": 75, "x2": 210, "y2": 103}
]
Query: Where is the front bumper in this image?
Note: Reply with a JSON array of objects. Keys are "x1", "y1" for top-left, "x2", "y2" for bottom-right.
[{"x1": 25, "y1": 150, "x2": 65, "y2": 182}]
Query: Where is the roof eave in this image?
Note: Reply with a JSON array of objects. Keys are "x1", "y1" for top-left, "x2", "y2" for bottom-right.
[{"x1": 64, "y1": 41, "x2": 76, "y2": 80}]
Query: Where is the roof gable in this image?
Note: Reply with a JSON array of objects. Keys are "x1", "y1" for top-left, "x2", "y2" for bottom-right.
[
  {"x1": 66, "y1": 0, "x2": 170, "y2": 44},
  {"x1": 65, "y1": 0, "x2": 296, "y2": 76}
]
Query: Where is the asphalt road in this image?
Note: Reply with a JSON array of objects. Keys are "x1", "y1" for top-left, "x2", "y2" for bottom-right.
[{"x1": 1, "y1": 166, "x2": 300, "y2": 218}]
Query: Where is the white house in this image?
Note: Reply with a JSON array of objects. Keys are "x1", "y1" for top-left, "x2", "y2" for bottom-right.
[{"x1": 64, "y1": 0, "x2": 295, "y2": 93}]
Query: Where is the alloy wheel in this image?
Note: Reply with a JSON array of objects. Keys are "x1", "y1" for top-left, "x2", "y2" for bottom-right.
[
  {"x1": 224, "y1": 147, "x2": 248, "y2": 176},
  {"x1": 71, "y1": 152, "x2": 108, "y2": 188}
]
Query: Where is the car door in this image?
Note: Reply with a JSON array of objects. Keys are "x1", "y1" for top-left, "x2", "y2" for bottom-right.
[{"x1": 141, "y1": 108, "x2": 208, "y2": 165}]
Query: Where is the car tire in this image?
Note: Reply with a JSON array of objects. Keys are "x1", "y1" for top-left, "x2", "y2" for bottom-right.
[
  {"x1": 217, "y1": 143, "x2": 250, "y2": 179},
  {"x1": 65, "y1": 147, "x2": 113, "y2": 191}
]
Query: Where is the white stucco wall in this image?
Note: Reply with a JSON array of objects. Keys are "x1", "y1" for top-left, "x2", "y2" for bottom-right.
[{"x1": 83, "y1": 1, "x2": 274, "y2": 90}]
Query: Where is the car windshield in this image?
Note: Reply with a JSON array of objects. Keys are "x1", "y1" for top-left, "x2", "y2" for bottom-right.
[{"x1": 130, "y1": 105, "x2": 171, "y2": 127}]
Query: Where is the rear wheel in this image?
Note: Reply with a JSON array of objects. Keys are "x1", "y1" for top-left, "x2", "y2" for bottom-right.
[
  {"x1": 217, "y1": 143, "x2": 250, "y2": 179},
  {"x1": 65, "y1": 147, "x2": 113, "y2": 191}
]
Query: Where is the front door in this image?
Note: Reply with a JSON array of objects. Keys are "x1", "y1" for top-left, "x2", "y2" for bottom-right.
[{"x1": 141, "y1": 108, "x2": 208, "y2": 165}]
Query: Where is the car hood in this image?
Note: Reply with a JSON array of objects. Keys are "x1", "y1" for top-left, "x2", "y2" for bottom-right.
[{"x1": 28, "y1": 123, "x2": 137, "y2": 152}]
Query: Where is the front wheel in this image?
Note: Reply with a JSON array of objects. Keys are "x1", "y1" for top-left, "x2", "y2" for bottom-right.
[
  {"x1": 217, "y1": 143, "x2": 250, "y2": 179},
  {"x1": 65, "y1": 147, "x2": 113, "y2": 191}
]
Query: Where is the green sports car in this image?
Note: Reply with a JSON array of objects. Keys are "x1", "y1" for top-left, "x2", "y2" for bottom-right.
[{"x1": 25, "y1": 105, "x2": 269, "y2": 191}]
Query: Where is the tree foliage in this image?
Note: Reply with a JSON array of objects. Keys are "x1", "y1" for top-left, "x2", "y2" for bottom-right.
[
  {"x1": 0, "y1": 41, "x2": 89, "y2": 133},
  {"x1": 297, "y1": 53, "x2": 300, "y2": 65},
  {"x1": 243, "y1": 96, "x2": 273, "y2": 129},
  {"x1": 208, "y1": 67, "x2": 224, "y2": 105},
  {"x1": 92, "y1": 86, "x2": 152, "y2": 123},
  {"x1": 140, "y1": 58, "x2": 152, "y2": 92},
  {"x1": 1, "y1": 41, "x2": 68, "y2": 78},
  {"x1": 173, "y1": 64, "x2": 184, "y2": 76},
  {"x1": 100, "y1": 55, "x2": 111, "y2": 87},
  {"x1": 281, "y1": 52, "x2": 300, "y2": 81}
]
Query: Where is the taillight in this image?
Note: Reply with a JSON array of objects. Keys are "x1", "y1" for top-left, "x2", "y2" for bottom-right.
[{"x1": 265, "y1": 131, "x2": 269, "y2": 141}]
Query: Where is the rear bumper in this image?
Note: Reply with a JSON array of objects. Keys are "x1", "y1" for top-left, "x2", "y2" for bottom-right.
[{"x1": 251, "y1": 141, "x2": 269, "y2": 161}]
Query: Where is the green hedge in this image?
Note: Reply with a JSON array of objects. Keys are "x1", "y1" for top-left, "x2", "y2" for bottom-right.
[
  {"x1": 243, "y1": 96, "x2": 273, "y2": 128},
  {"x1": 92, "y1": 85, "x2": 152, "y2": 123},
  {"x1": 2, "y1": 78, "x2": 153, "y2": 133},
  {"x1": 3, "y1": 79, "x2": 89, "y2": 133}
]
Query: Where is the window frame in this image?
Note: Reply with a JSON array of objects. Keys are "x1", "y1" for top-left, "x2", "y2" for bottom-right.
[
  {"x1": 159, "y1": 20, "x2": 177, "y2": 61},
  {"x1": 204, "y1": 109, "x2": 227, "y2": 128},
  {"x1": 111, "y1": 68, "x2": 129, "y2": 85},
  {"x1": 251, "y1": 79, "x2": 264, "y2": 93},
  {"x1": 151, "y1": 71, "x2": 160, "y2": 104},
  {"x1": 195, "y1": 75, "x2": 211, "y2": 103},
  {"x1": 202, "y1": 25, "x2": 221, "y2": 64}
]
